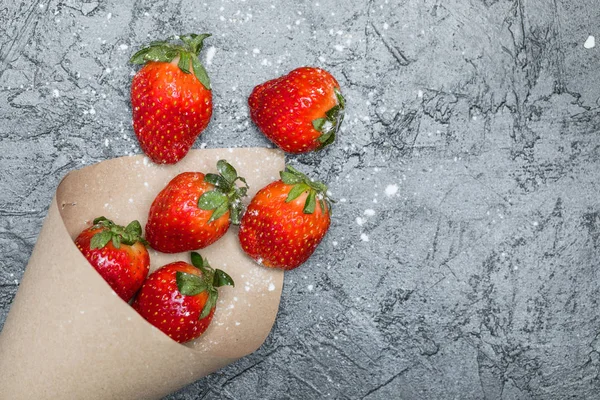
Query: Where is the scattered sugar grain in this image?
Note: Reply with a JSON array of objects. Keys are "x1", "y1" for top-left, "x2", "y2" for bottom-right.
[{"x1": 385, "y1": 184, "x2": 398, "y2": 196}]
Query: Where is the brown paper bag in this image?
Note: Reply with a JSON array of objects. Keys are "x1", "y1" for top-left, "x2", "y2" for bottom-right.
[{"x1": 0, "y1": 148, "x2": 285, "y2": 399}]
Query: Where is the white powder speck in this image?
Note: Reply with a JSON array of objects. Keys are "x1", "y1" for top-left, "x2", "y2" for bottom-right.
[
  {"x1": 253, "y1": 48, "x2": 260, "y2": 54},
  {"x1": 104, "y1": 138, "x2": 109, "y2": 147},
  {"x1": 268, "y1": 282, "x2": 275, "y2": 291},
  {"x1": 144, "y1": 182, "x2": 149, "y2": 187},
  {"x1": 307, "y1": 285, "x2": 314, "y2": 291},
  {"x1": 417, "y1": 90, "x2": 424, "y2": 98},
  {"x1": 318, "y1": 56, "x2": 326, "y2": 62},
  {"x1": 340, "y1": 198, "x2": 347, "y2": 202},
  {"x1": 356, "y1": 217, "x2": 365, "y2": 226},
  {"x1": 89, "y1": 108, "x2": 96, "y2": 115},
  {"x1": 205, "y1": 46, "x2": 216, "y2": 64},
  {"x1": 584, "y1": 35, "x2": 595, "y2": 49},
  {"x1": 332, "y1": 241, "x2": 338, "y2": 246},
  {"x1": 52, "y1": 89, "x2": 60, "y2": 98},
  {"x1": 104, "y1": 203, "x2": 109, "y2": 208},
  {"x1": 245, "y1": 285, "x2": 250, "y2": 292},
  {"x1": 364, "y1": 209, "x2": 375, "y2": 216},
  {"x1": 383, "y1": 22, "x2": 389, "y2": 29},
  {"x1": 385, "y1": 184, "x2": 398, "y2": 196},
  {"x1": 128, "y1": 198, "x2": 134, "y2": 203},
  {"x1": 119, "y1": 44, "x2": 129, "y2": 50},
  {"x1": 107, "y1": 13, "x2": 112, "y2": 19},
  {"x1": 334, "y1": 44, "x2": 344, "y2": 52},
  {"x1": 235, "y1": 321, "x2": 241, "y2": 326},
  {"x1": 360, "y1": 233, "x2": 369, "y2": 242}
]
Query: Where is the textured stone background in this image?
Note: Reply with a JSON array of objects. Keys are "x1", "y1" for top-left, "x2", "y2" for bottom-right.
[{"x1": 1, "y1": 0, "x2": 600, "y2": 398}]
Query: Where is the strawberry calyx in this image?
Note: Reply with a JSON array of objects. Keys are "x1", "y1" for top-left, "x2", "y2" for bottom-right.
[
  {"x1": 312, "y1": 87, "x2": 345, "y2": 150},
  {"x1": 176, "y1": 252, "x2": 235, "y2": 319},
  {"x1": 280, "y1": 165, "x2": 333, "y2": 215},
  {"x1": 129, "y1": 33, "x2": 212, "y2": 90},
  {"x1": 198, "y1": 160, "x2": 249, "y2": 225},
  {"x1": 89, "y1": 216, "x2": 148, "y2": 249}
]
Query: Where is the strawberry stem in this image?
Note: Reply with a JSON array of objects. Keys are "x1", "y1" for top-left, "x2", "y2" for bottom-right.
[
  {"x1": 198, "y1": 160, "x2": 249, "y2": 224},
  {"x1": 178, "y1": 253, "x2": 235, "y2": 320},
  {"x1": 313, "y1": 87, "x2": 345, "y2": 150},
  {"x1": 89, "y1": 216, "x2": 147, "y2": 249},
  {"x1": 280, "y1": 166, "x2": 333, "y2": 215},
  {"x1": 129, "y1": 33, "x2": 212, "y2": 90}
]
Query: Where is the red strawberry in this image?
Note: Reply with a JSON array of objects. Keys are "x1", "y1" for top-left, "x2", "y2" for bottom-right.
[
  {"x1": 248, "y1": 66, "x2": 345, "y2": 153},
  {"x1": 75, "y1": 217, "x2": 150, "y2": 301},
  {"x1": 146, "y1": 160, "x2": 248, "y2": 253},
  {"x1": 238, "y1": 165, "x2": 332, "y2": 270},
  {"x1": 130, "y1": 34, "x2": 213, "y2": 164},
  {"x1": 132, "y1": 252, "x2": 234, "y2": 343}
]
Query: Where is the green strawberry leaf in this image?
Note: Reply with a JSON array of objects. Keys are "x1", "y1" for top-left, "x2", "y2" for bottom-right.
[
  {"x1": 181, "y1": 33, "x2": 211, "y2": 54},
  {"x1": 280, "y1": 170, "x2": 302, "y2": 185},
  {"x1": 312, "y1": 118, "x2": 327, "y2": 131},
  {"x1": 304, "y1": 190, "x2": 317, "y2": 214},
  {"x1": 286, "y1": 183, "x2": 309, "y2": 203},
  {"x1": 143, "y1": 45, "x2": 179, "y2": 63},
  {"x1": 90, "y1": 230, "x2": 112, "y2": 249},
  {"x1": 178, "y1": 51, "x2": 191, "y2": 74},
  {"x1": 191, "y1": 56, "x2": 211, "y2": 90},
  {"x1": 198, "y1": 191, "x2": 227, "y2": 210},
  {"x1": 213, "y1": 269, "x2": 235, "y2": 287},
  {"x1": 204, "y1": 173, "x2": 229, "y2": 188},
  {"x1": 129, "y1": 47, "x2": 153, "y2": 64},
  {"x1": 199, "y1": 289, "x2": 218, "y2": 319},
  {"x1": 229, "y1": 201, "x2": 243, "y2": 225},
  {"x1": 319, "y1": 199, "x2": 327, "y2": 214},
  {"x1": 125, "y1": 220, "x2": 142, "y2": 237},
  {"x1": 111, "y1": 234, "x2": 121, "y2": 249},
  {"x1": 176, "y1": 272, "x2": 208, "y2": 296},
  {"x1": 335, "y1": 87, "x2": 346, "y2": 108},
  {"x1": 325, "y1": 104, "x2": 340, "y2": 120},
  {"x1": 217, "y1": 159, "x2": 238, "y2": 183},
  {"x1": 209, "y1": 201, "x2": 229, "y2": 222},
  {"x1": 190, "y1": 252, "x2": 205, "y2": 270},
  {"x1": 93, "y1": 216, "x2": 110, "y2": 225}
]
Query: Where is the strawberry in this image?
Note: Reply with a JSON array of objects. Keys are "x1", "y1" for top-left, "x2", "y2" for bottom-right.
[
  {"x1": 75, "y1": 217, "x2": 150, "y2": 302},
  {"x1": 238, "y1": 165, "x2": 332, "y2": 270},
  {"x1": 248, "y1": 66, "x2": 345, "y2": 153},
  {"x1": 146, "y1": 160, "x2": 248, "y2": 253},
  {"x1": 130, "y1": 33, "x2": 213, "y2": 164},
  {"x1": 132, "y1": 252, "x2": 234, "y2": 343}
]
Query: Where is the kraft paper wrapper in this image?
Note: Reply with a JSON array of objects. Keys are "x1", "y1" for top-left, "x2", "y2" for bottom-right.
[{"x1": 0, "y1": 148, "x2": 285, "y2": 399}]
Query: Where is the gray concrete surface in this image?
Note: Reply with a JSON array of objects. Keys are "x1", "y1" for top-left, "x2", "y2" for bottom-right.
[{"x1": 1, "y1": 0, "x2": 600, "y2": 398}]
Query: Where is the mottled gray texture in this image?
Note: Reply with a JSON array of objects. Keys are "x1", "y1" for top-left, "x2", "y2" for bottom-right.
[{"x1": 1, "y1": 0, "x2": 600, "y2": 398}]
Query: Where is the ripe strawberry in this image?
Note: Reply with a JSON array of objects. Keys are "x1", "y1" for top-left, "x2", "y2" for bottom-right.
[
  {"x1": 146, "y1": 160, "x2": 248, "y2": 253},
  {"x1": 248, "y1": 66, "x2": 345, "y2": 153},
  {"x1": 132, "y1": 252, "x2": 234, "y2": 343},
  {"x1": 238, "y1": 165, "x2": 332, "y2": 270},
  {"x1": 75, "y1": 217, "x2": 150, "y2": 302},
  {"x1": 130, "y1": 33, "x2": 213, "y2": 164}
]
